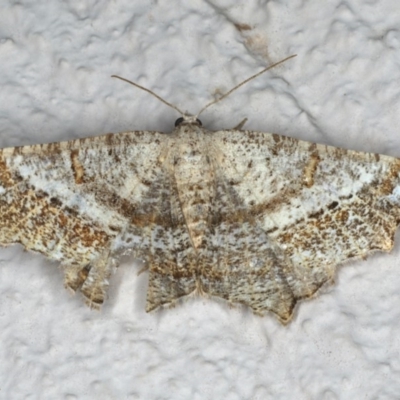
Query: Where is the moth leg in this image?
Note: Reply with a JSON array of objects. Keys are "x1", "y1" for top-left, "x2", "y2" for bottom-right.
[{"x1": 232, "y1": 118, "x2": 248, "y2": 130}]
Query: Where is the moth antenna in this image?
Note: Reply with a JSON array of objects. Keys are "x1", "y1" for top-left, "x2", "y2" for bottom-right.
[
  {"x1": 195, "y1": 54, "x2": 297, "y2": 118},
  {"x1": 111, "y1": 75, "x2": 186, "y2": 116}
]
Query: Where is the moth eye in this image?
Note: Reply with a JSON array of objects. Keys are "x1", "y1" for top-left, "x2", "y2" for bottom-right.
[
  {"x1": 175, "y1": 117, "x2": 184, "y2": 126},
  {"x1": 196, "y1": 119, "x2": 202, "y2": 126}
]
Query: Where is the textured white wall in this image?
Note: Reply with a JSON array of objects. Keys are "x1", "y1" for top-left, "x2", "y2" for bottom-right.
[{"x1": 1, "y1": 1, "x2": 400, "y2": 399}]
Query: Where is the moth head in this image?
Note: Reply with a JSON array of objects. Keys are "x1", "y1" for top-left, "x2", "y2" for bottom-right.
[{"x1": 174, "y1": 116, "x2": 202, "y2": 127}]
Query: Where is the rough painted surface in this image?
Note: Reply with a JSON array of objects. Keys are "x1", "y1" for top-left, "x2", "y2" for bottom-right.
[{"x1": 1, "y1": 1, "x2": 400, "y2": 399}]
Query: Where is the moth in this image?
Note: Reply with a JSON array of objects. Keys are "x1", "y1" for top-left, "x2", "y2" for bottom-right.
[{"x1": 1, "y1": 55, "x2": 399, "y2": 324}]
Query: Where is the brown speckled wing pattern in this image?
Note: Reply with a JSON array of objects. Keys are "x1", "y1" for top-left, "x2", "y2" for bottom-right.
[{"x1": 1, "y1": 124, "x2": 400, "y2": 323}]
